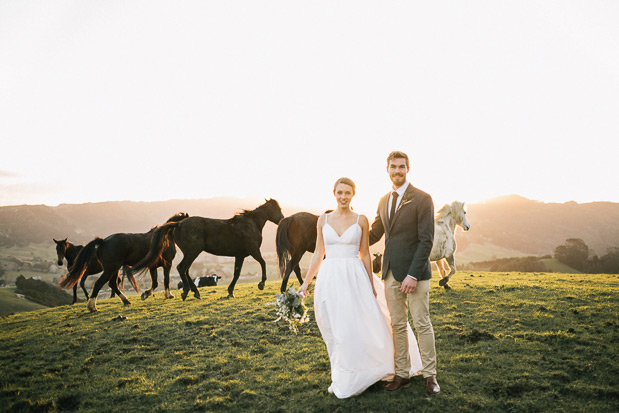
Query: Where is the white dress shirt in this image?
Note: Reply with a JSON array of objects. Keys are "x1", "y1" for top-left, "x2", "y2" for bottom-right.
[
  {"x1": 388, "y1": 181, "x2": 417, "y2": 281},
  {"x1": 388, "y1": 181, "x2": 410, "y2": 220}
]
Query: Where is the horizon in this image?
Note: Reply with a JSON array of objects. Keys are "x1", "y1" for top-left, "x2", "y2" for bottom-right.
[{"x1": 1, "y1": 2, "x2": 618, "y2": 214}]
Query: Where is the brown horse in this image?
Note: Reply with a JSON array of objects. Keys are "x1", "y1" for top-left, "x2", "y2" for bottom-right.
[
  {"x1": 59, "y1": 213, "x2": 188, "y2": 312},
  {"x1": 54, "y1": 238, "x2": 137, "y2": 304},
  {"x1": 131, "y1": 199, "x2": 284, "y2": 299},
  {"x1": 276, "y1": 212, "x2": 321, "y2": 293}
]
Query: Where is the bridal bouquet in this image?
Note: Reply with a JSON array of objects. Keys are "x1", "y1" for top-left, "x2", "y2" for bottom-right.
[{"x1": 269, "y1": 287, "x2": 309, "y2": 333}]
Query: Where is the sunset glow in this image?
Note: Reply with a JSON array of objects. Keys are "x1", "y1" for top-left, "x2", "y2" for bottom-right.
[{"x1": 1, "y1": 2, "x2": 617, "y2": 218}]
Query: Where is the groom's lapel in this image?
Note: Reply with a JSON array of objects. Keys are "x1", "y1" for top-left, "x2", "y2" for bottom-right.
[{"x1": 390, "y1": 185, "x2": 415, "y2": 229}]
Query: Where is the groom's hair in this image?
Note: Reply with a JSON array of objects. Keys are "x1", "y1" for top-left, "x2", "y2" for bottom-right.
[{"x1": 387, "y1": 151, "x2": 409, "y2": 168}]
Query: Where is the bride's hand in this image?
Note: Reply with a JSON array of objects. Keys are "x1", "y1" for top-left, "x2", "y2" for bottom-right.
[{"x1": 298, "y1": 283, "x2": 308, "y2": 297}]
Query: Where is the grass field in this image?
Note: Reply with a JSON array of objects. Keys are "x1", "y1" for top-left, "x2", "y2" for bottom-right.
[
  {"x1": 0, "y1": 287, "x2": 47, "y2": 316},
  {"x1": 1, "y1": 272, "x2": 617, "y2": 412}
]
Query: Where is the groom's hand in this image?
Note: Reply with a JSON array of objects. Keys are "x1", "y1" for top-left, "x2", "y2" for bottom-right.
[{"x1": 400, "y1": 277, "x2": 417, "y2": 294}]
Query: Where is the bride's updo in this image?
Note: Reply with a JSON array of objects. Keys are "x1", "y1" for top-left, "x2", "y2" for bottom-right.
[{"x1": 333, "y1": 177, "x2": 356, "y2": 195}]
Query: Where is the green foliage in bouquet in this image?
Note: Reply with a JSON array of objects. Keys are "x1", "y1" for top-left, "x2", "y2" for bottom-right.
[{"x1": 271, "y1": 286, "x2": 309, "y2": 333}]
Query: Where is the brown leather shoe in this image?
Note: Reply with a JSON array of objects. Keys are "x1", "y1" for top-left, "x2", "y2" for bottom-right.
[
  {"x1": 424, "y1": 376, "x2": 440, "y2": 394},
  {"x1": 384, "y1": 375, "x2": 410, "y2": 391}
]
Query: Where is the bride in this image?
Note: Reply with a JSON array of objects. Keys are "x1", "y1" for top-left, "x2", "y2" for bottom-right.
[{"x1": 298, "y1": 177, "x2": 422, "y2": 398}]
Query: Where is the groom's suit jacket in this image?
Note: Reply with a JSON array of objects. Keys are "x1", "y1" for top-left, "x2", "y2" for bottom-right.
[{"x1": 369, "y1": 184, "x2": 435, "y2": 282}]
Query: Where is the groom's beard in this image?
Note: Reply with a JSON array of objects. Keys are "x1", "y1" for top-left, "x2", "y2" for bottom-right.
[{"x1": 390, "y1": 173, "x2": 406, "y2": 186}]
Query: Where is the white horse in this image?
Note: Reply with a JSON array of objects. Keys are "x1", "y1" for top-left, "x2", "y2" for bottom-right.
[{"x1": 429, "y1": 201, "x2": 470, "y2": 289}]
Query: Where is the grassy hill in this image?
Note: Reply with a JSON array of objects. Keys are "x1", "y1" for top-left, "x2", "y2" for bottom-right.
[
  {"x1": 0, "y1": 287, "x2": 47, "y2": 316},
  {"x1": 1, "y1": 273, "x2": 617, "y2": 412}
]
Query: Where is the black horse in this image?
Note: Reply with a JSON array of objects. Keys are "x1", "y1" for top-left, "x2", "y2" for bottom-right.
[
  {"x1": 276, "y1": 212, "x2": 321, "y2": 293},
  {"x1": 59, "y1": 213, "x2": 188, "y2": 312},
  {"x1": 131, "y1": 199, "x2": 283, "y2": 299},
  {"x1": 54, "y1": 238, "x2": 137, "y2": 304}
]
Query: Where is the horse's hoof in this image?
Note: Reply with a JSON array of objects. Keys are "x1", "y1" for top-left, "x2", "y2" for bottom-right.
[
  {"x1": 258, "y1": 282, "x2": 265, "y2": 290},
  {"x1": 166, "y1": 293, "x2": 175, "y2": 299},
  {"x1": 141, "y1": 293, "x2": 148, "y2": 300},
  {"x1": 181, "y1": 292, "x2": 188, "y2": 301},
  {"x1": 123, "y1": 301, "x2": 131, "y2": 306},
  {"x1": 194, "y1": 292, "x2": 201, "y2": 300},
  {"x1": 227, "y1": 294, "x2": 235, "y2": 299},
  {"x1": 438, "y1": 278, "x2": 449, "y2": 286},
  {"x1": 443, "y1": 283, "x2": 452, "y2": 290}
]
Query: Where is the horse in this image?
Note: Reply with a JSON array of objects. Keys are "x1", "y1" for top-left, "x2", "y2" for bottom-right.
[
  {"x1": 131, "y1": 199, "x2": 284, "y2": 299},
  {"x1": 429, "y1": 201, "x2": 470, "y2": 289},
  {"x1": 276, "y1": 212, "x2": 320, "y2": 293},
  {"x1": 59, "y1": 212, "x2": 189, "y2": 312},
  {"x1": 54, "y1": 238, "x2": 136, "y2": 304}
]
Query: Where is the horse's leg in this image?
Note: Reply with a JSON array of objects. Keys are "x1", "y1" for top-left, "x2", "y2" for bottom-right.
[
  {"x1": 251, "y1": 251, "x2": 267, "y2": 290},
  {"x1": 80, "y1": 275, "x2": 89, "y2": 301},
  {"x1": 438, "y1": 259, "x2": 449, "y2": 286},
  {"x1": 141, "y1": 267, "x2": 158, "y2": 300},
  {"x1": 227, "y1": 256, "x2": 245, "y2": 298},
  {"x1": 163, "y1": 264, "x2": 174, "y2": 299},
  {"x1": 72, "y1": 285, "x2": 78, "y2": 304},
  {"x1": 177, "y1": 250, "x2": 201, "y2": 301},
  {"x1": 88, "y1": 272, "x2": 114, "y2": 312},
  {"x1": 444, "y1": 255, "x2": 457, "y2": 288},
  {"x1": 281, "y1": 251, "x2": 304, "y2": 293},
  {"x1": 109, "y1": 269, "x2": 131, "y2": 306}
]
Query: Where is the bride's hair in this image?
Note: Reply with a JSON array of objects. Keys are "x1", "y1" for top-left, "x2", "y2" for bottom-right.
[{"x1": 333, "y1": 177, "x2": 356, "y2": 195}]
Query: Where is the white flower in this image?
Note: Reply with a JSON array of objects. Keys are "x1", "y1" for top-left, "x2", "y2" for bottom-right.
[{"x1": 268, "y1": 287, "x2": 310, "y2": 333}]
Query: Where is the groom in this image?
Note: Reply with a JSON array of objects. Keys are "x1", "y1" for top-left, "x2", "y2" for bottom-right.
[{"x1": 369, "y1": 150, "x2": 440, "y2": 394}]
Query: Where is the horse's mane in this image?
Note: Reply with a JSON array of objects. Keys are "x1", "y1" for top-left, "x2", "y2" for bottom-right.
[
  {"x1": 148, "y1": 212, "x2": 189, "y2": 232},
  {"x1": 235, "y1": 199, "x2": 278, "y2": 217},
  {"x1": 436, "y1": 204, "x2": 452, "y2": 221},
  {"x1": 166, "y1": 212, "x2": 189, "y2": 223}
]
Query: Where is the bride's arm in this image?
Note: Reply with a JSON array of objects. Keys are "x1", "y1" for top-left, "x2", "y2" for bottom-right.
[
  {"x1": 359, "y1": 215, "x2": 376, "y2": 296},
  {"x1": 298, "y1": 214, "x2": 326, "y2": 296}
]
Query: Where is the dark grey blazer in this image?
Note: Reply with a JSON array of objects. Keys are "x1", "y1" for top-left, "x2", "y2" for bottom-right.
[{"x1": 369, "y1": 184, "x2": 435, "y2": 282}]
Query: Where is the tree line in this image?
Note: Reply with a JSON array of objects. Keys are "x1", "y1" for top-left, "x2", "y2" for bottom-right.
[{"x1": 463, "y1": 238, "x2": 619, "y2": 274}]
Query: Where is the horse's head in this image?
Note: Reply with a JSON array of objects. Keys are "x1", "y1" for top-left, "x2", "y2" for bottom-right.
[
  {"x1": 263, "y1": 198, "x2": 284, "y2": 224},
  {"x1": 53, "y1": 238, "x2": 69, "y2": 266},
  {"x1": 451, "y1": 201, "x2": 470, "y2": 231}
]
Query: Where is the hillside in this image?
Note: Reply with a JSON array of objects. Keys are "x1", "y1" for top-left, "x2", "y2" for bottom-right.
[
  {"x1": 1, "y1": 274, "x2": 617, "y2": 412},
  {"x1": 1, "y1": 195, "x2": 618, "y2": 262},
  {"x1": 457, "y1": 195, "x2": 619, "y2": 257},
  {"x1": 0, "y1": 197, "x2": 316, "y2": 253}
]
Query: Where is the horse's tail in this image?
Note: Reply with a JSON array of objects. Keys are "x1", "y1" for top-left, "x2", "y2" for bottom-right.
[
  {"x1": 131, "y1": 222, "x2": 179, "y2": 274},
  {"x1": 276, "y1": 218, "x2": 292, "y2": 278},
  {"x1": 123, "y1": 266, "x2": 140, "y2": 293},
  {"x1": 59, "y1": 238, "x2": 103, "y2": 289}
]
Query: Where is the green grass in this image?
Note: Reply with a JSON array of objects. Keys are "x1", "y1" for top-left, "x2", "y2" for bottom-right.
[
  {"x1": 1, "y1": 273, "x2": 618, "y2": 412},
  {"x1": 0, "y1": 287, "x2": 47, "y2": 316}
]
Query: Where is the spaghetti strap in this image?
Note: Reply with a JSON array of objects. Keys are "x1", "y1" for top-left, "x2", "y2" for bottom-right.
[
  {"x1": 356, "y1": 214, "x2": 360, "y2": 224},
  {"x1": 325, "y1": 214, "x2": 328, "y2": 224}
]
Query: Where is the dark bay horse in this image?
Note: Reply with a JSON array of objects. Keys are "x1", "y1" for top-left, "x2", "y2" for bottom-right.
[
  {"x1": 276, "y1": 212, "x2": 320, "y2": 293},
  {"x1": 131, "y1": 199, "x2": 284, "y2": 299},
  {"x1": 54, "y1": 238, "x2": 136, "y2": 304},
  {"x1": 59, "y1": 213, "x2": 188, "y2": 312}
]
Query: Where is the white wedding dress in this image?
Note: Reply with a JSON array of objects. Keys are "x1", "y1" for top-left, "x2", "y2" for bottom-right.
[{"x1": 313, "y1": 214, "x2": 422, "y2": 399}]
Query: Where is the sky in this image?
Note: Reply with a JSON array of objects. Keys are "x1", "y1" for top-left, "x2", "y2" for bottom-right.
[{"x1": 1, "y1": 1, "x2": 618, "y2": 217}]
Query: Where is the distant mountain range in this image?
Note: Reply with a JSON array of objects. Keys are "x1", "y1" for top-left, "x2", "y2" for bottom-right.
[{"x1": 1, "y1": 195, "x2": 618, "y2": 261}]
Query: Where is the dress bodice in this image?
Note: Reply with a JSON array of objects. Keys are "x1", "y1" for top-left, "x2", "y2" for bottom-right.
[{"x1": 322, "y1": 214, "x2": 361, "y2": 259}]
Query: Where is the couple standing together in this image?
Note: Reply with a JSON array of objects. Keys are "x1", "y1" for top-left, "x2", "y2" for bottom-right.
[{"x1": 298, "y1": 150, "x2": 440, "y2": 399}]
